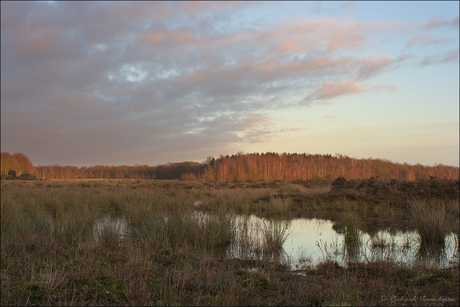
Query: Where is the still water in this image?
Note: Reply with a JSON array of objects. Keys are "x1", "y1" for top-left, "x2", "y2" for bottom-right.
[
  {"x1": 93, "y1": 213, "x2": 459, "y2": 270},
  {"x1": 229, "y1": 215, "x2": 458, "y2": 270}
]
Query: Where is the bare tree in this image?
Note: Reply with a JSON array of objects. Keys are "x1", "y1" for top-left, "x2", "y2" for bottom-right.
[
  {"x1": 1, "y1": 152, "x2": 18, "y2": 176},
  {"x1": 12, "y1": 152, "x2": 38, "y2": 176}
]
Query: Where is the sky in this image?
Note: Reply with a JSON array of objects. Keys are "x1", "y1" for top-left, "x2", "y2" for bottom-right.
[{"x1": 1, "y1": 1, "x2": 459, "y2": 167}]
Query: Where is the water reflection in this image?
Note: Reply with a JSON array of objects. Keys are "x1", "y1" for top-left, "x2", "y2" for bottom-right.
[
  {"x1": 413, "y1": 233, "x2": 458, "y2": 268},
  {"x1": 91, "y1": 213, "x2": 458, "y2": 269},
  {"x1": 228, "y1": 215, "x2": 459, "y2": 270},
  {"x1": 93, "y1": 216, "x2": 128, "y2": 245},
  {"x1": 229, "y1": 216, "x2": 291, "y2": 262}
]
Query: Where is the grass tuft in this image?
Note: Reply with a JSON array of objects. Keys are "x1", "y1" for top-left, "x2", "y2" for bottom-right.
[
  {"x1": 262, "y1": 220, "x2": 290, "y2": 256},
  {"x1": 409, "y1": 199, "x2": 453, "y2": 249}
]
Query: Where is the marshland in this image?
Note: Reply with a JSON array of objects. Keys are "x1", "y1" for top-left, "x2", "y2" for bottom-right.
[
  {"x1": 1, "y1": 177, "x2": 459, "y2": 306},
  {"x1": 3, "y1": 1, "x2": 460, "y2": 305}
]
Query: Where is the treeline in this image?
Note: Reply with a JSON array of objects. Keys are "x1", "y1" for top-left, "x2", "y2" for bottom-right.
[
  {"x1": 35, "y1": 162, "x2": 203, "y2": 180},
  {"x1": 202, "y1": 153, "x2": 459, "y2": 181},
  {"x1": 32, "y1": 152, "x2": 459, "y2": 181},
  {"x1": 0, "y1": 152, "x2": 39, "y2": 178}
]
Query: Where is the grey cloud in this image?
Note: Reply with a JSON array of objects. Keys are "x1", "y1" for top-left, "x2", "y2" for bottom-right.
[
  {"x1": 441, "y1": 49, "x2": 459, "y2": 63},
  {"x1": 419, "y1": 49, "x2": 459, "y2": 66},
  {"x1": 354, "y1": 53, "x2": 401, "y2": 80},
  {"x1": 0, "y1": 2, "x2": 428, "y2": 166},
  {"x1": 405, "y1": 35, "x2": 452, "y2": 47},
  {"x1": 422, "y1": 15, "x2": 459, "y2": 30}
]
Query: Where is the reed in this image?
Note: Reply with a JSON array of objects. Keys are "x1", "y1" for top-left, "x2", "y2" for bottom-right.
[
  {"x1": 370, "y1": 235, "x2": 390, "y2": 249},
  {"x1": 268, "y1": 196, "x2": 292, "y2": 216},
  {"x1": 1, "y1": 190, "x2": 53, "y2": 241},
  {"x1": 229, "y1": 216, "x2": 291, "y2": 260},
  {"x1": 261, "y1": 220, "x2": 290, "y2": 256},
  {"x1": 196, "y1": 211, "x2": 235, "y2": 250},
  {"x1": 341, "y1": 212, "x2": 362, "y2": 263},
  {"x1": 446, "y1": 199, "x2": 459, "y2": 240},
  {"x1": 127, "y1": 208, "x2": 235, "y2": 251},
  {"x1": 94, "y1": 216, "x2": 127, "y2": 248},
  {"x1": 232, "y1": 216, "x2": 257, "y2": 259},
  {"x1": 409, "y1": 199, "x2": 453, "y2": 249}
]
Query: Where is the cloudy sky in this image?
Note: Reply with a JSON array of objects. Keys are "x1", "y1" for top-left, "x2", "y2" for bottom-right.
[{"x1": 1, "y1": 1, "x2": 459, "y2": 167}]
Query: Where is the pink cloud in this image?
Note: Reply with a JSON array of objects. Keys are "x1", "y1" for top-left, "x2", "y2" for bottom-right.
[
  {"x1": 271, "y1": 18, "x2": 372, "y2": 53},
  {"x1": 313, "y1": 81, "x2": 364, "y2": 100},
  {"x1": 2, "y1": 17, "x2": 61, "y2": 54},
  {"x1": 3, "y1": 2, "x2": 452, "y2": 167},
  {"x1": 305, "y1": 81, "x2": 397, "y2": 104},
  {"x1": 276, "y1": 40, "x2": 301, "y2": 53},
  {"x1": 356, "y1": 53, "x2": 397, "y2": 79}
]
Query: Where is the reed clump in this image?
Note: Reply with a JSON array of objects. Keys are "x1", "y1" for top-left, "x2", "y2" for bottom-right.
[
  {"x1": 409, "y1": 199, "x2": 454, "y2": 249},
  {"x1": 126, "y1": 208, "x2": 235, "y2": 251},
  {"x1": 262, "y1": 220, "x2": 290, "y2": 256},
  {"x1": 340, "y1": 212, "x2": 363, "y2": 263},
  {"x1": 94, "y1": 216, "x2": 127, "y2": 249},
  {"x1": 197, "y1": 211, "x2": 235, "y2": 249}
]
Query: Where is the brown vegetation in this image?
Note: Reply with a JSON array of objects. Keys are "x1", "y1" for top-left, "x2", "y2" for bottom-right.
[
  {"x1": 248, "y1": 177, "x2": 459, "y2": 234},
  {"x1": 1, "y1": 179, "x2": 459, "y2": 306}
]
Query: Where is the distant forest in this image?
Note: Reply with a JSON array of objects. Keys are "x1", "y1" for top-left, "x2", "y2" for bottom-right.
[{"x1": 6, "y1": 152, "x2": 455, "y2": 181}]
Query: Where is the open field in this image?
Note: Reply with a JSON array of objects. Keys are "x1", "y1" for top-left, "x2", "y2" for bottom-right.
[{"x1": 1, "y1": 178, "x2": 459, "y2": 306}]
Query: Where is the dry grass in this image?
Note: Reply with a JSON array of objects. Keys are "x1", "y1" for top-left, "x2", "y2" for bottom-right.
[
  {"x1": 409, "y1": 199, "x2": 456, "y2": 249},
  {"x1": 1, "y1": 179, "x2": 459, "y2": 306},
  {"x1": 261, "y1": 220, "x2": 290, "y2": 256}
]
